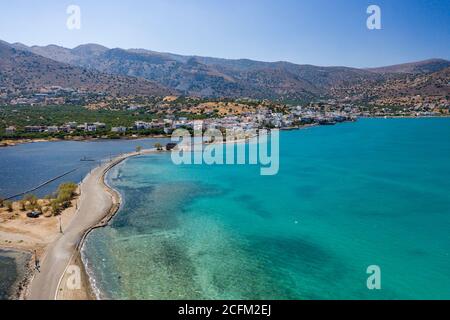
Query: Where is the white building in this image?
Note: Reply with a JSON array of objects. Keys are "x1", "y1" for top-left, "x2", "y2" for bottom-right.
[
  {"x1": 111, "y1": 126, "x2": 127, "y2": 133},
  {"x1": 47, "y1": 126, "x2": 59, "y2": 133},
  {"x1": 93, "y1": 122, "x2": 106, "y2": 129},
  {"x1": 5, "y1": 126, "x2": 16, "y2": 134},
  {"x1": 65, "y1": 122, "x2": 78, "y2": 129},
  {"x1": 79, "y1": 123, "x2": 97, "y2": 132},
  {"x1": 135, "y1": 121, "x2": 152, "y2": 130}
]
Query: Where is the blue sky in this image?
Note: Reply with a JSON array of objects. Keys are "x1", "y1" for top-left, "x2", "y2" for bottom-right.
[{"x1": 0, "y1": 0, "x2": 448, "y2": 67}]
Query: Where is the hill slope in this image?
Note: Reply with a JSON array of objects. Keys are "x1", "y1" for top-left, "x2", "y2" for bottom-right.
[
  {"x1": 4, "y1": 41, "x2": 450, "y2": 102},
  {"x1": 0, "y1": 42, "x2": 174, "y2": 96},
  {"x1": 366, "y1": 59, "x2": 450, "y2": 75},
  {"x1": 9, "y1": 42, "x2": 385, "y2": 99}
]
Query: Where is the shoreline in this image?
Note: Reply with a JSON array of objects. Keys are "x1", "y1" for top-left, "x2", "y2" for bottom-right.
[
  {"x1": 37, "y1": 136, "x2": 256, "y2": 300},
  {"x1": 23, "y1": 149, "x2": 157, "y2": 300},
  {"x1": 0, "y1": 248, "x2": 33, "y2": 300},
  {"x1": 69, "y1": 153, "x2": 131, "y2": 300},
  {"x1": 3, "y1": 115, "x2": 449, "y2": 148},
  {"x1": 71, "y1": 138, "x2": 252, "y2": 300},
  {"x1": 0, "y1": 135, "x2": 169, "y2": 148},
  {"x1": 72, "y1": 136, "x2": 270, "y2": 300}
]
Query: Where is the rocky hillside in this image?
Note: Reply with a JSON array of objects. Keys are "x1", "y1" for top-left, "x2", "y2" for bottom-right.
[
  {"x1": 3, "y1": 40, "x2": 450, "y2": 102},
  {"x1": 0, "y1": 41, "x2": 174, "y2": 96},
  {"x1": 366, "y1": 59, "x2": 450, "y2": 75},
  {"x1": 6, "y1": 42, "x2": 383, "y2": 99},
  {"x1": 331, "y1": 65, "x2": 450, "y2": 107}
]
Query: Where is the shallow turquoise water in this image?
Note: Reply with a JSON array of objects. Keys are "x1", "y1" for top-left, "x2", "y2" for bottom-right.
[{"x1": 83, "y1": 118, "x2": 450, "y2": 299}]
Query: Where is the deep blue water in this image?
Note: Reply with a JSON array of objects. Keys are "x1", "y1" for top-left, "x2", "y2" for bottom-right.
[
  {"x1": 83, "y1": 118, "x2": 450, "y2": 299},
  {"x1": 0, "y1": 138, "x2": 169, "y2": 199}
]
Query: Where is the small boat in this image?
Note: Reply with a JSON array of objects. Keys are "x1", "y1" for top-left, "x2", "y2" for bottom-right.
[
  {"x1": 319, "y1": 120, "x2": 337, "y2": 126},
  {"x1": 80, "y1": 156, "x2": 95, "y2": 162}
]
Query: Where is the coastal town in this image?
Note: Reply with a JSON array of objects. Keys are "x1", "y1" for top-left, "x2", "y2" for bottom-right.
[
  {"x1": 2, "y1": 106, "x2": 357, "y2": 137},
  {"x1": 1, "y1": 90, "x2": 449, "y2": 144}
]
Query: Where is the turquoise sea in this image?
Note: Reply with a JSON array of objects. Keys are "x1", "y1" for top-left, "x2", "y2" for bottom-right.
[{"x1": 83, "y1": 118, "x2": 450, "y2": 299}]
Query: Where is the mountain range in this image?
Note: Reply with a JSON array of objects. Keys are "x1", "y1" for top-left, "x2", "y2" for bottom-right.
[
  {"x1": 1, "y1": 40, "x2": 449, "y2": 102},
  {"x1": 0, "y1": 41, "x2": 172, "y2": 96}
]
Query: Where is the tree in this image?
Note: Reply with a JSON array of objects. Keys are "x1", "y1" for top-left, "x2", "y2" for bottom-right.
[
  {"x1": 35, "y1": 204, "x2": 43, "y2": 214},
  {"x1": 154, "y1": 143, "x2": 163, "y2": 151},
  {"x1": 136, "y1": 146, "x2": 142, "y2": 153},
  {"x1": 4, "y1": 201, "x2": 13, "y2": 213},
  {"x1": 58, "y1": 183, "x2": 78, "y2": 198},
  {"x1": 57, "y1": 191, "x2": 72, "y2": 207},
  {"x1": 19, "y1": 200, "x2": 27, "y2": 211},
  {"x1": 50, "y1": 200, "x2": 62, "y2": 216},
  {"x1": 24, "y1": 194, "x2": 38, "y2": 206}
]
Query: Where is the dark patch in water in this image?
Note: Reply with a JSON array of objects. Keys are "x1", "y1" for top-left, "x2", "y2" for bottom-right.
[
  {"x1": 408, "y1": 248, "x2": 428, "y2": 257},
  {"x1": 234, "y1": 194, "x2": 273, "y2": 218},
  {"x1": 159, "y1": 239, "x2": 198, "y2": 278},
  {"x1": 296, "y1": 185, "x2": 321, "y2": 198},
  {"x1": 246, "y1": 235, "x2": 350, "y2": 299},
  {"x1": 251, "y1": 236, "x2": 336, "y2": 272}
]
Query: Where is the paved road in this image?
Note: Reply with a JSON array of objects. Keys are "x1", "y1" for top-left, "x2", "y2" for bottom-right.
[{"x1": 26, "y1": 154, "x2": 131, "y2": 300}]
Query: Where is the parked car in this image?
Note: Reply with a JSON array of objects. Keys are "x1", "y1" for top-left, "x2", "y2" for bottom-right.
[{"x1": 27, "y1": 211, "x2": 41, "y2": 219}]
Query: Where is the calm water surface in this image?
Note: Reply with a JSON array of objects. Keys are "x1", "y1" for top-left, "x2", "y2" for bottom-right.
[
  {"x1": 83, "y1": 118, "x2": 450, "y2": 299},
  {"x1": 0, "y1": 138, "x2": 169, "y2": 199}
]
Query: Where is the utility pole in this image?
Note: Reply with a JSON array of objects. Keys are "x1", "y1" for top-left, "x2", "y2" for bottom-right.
[
  {"x1": 59, "y1": 217, "x2": 63, "y2": 234},
  {"x1": 34, "y1": 250, "x2": 40, "y2": 272}
]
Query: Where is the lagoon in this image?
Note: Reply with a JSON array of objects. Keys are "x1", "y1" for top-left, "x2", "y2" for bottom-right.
[{"x1": 0, "y1": 138, "x2": 169, "y2": 200}]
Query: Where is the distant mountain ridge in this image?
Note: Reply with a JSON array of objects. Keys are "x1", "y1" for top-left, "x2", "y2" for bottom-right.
[
  {"x1": 7, "y1": 42, "x2": 380, "y2": 99},
  {"x1": 0, "y1": 41, "x2": 173, "y2": 96},
  {"x1": 2, "y1": 40, "x2": 450, "y2": 102},
  {"x1": 366, "y1": 59, "x2": 450, "y2": 75}
]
